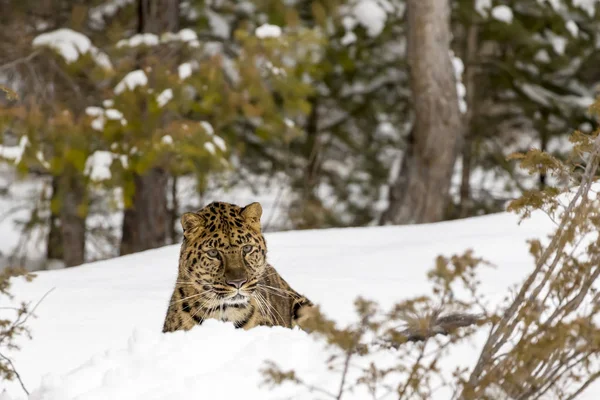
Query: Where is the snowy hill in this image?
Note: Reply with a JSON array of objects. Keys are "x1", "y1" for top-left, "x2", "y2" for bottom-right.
[{"x1": 4, "y1": 210, "x2": 599, "y2": 399}]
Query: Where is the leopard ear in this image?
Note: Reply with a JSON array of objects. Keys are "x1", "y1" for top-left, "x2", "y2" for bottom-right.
[
  {"x1": 181, "y1": 212, "x2": 205, "y2": 237},
  {"x1": 240, "y1": 202, "x2": 262, "y2": 232}
]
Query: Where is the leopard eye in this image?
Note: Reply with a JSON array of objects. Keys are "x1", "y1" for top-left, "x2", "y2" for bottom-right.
[
  {"x1": 207, "y1": 249, "x2": 219, "y2": 258},
  {"x1": 242, "y1": 245, "x2": 253, "y2": 254}
]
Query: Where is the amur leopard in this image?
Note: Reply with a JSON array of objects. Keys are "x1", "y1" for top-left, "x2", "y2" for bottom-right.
[{"x1": 162, "y1": 201, "x2": 315, "y2": 332}]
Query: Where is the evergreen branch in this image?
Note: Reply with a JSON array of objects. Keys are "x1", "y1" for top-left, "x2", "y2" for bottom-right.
[{"x1": 0, "y1": 50, "x2": 41, "y2": 73}]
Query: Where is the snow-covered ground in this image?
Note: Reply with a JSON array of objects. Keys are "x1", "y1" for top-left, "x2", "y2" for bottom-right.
[{"x1": 4, "y1": 208, "x2": 599, "y2": 399}]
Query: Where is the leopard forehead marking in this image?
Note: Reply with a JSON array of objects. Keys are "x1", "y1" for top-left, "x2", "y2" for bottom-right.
[
  {"x1": 194, "y1": 202, "x2": 263, "y2": 247},
  {"x1": 182, "y1": 202, "x2": 267, "y2": 278}
]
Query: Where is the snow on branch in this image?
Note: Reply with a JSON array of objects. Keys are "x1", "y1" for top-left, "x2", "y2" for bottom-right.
[{"x1": 32, "y1": 29, "x2": 112, "y2": 70}]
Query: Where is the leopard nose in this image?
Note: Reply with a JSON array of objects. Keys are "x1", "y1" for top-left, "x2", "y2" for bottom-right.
[{"x1": 226, "y1": 278, "x2": 247, "y2": 289}]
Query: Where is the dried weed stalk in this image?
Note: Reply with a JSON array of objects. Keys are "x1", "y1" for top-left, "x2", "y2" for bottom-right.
[{"x1": 263, "y1": 106, "x2": 600, "y2": 400}]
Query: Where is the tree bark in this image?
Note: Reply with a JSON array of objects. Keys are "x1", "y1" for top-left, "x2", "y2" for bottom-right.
[
  {"x1": 120, "y1": 168, "x2": 169, "y2": 255},
  {"x1": 59, "y1": 171, "x2": 86, "y2": 267},
  {"x1": 120, "y1": 0, "x2": 179, "y2": 255},
  {"x1": 459, "y1": 21, "x2": 479, "y2": 218},
  {"x1": 168, "y1": 174, "x2": 179, "y2": 245},
  {"x1": 137, "y1": 0, "x2": 179, "y2": 34},
  {"x1": 46, "y1": 176, "x2": 64, "y2": 262},
  {"x1": 380, "y1": 0, "x2": 463, "y2": 225}
]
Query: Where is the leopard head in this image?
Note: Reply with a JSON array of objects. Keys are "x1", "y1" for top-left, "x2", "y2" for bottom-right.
[{"x1": 179, "y1": 201, "x2": 267, "y2": 306}]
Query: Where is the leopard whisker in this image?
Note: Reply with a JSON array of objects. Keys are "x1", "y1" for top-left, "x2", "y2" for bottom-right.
[
  {"x1": 169, "y1": 290, "x2": 212, "y2": 306},
  {"x1": 258, "y1": 284, "x2": 302, "y2": 299},
  {"x1": 256, "y1": 291, "x2": 286, "y2": 326},
  {"x1": 254, "y1": 292, "x2": 276, "y2": 325}
]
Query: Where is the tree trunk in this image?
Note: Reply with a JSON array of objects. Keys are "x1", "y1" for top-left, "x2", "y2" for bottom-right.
[
  {"x1": 59, "y1": 171, "x2": 86, "y2": 267},
  {"x1": 380, "y1": 0, "x2": 463, "y2": 225},
  {"x1": 168, "y1": 174, "x2": 179, "y2": 245},
  {"x1": 46, "y1": 176, "x2": 64, "y2": 262},
  {"x1": 120, "y1": 0, "x2": 179, "y2": 255},
  {"x1": 138, "y1": 0, "x2": 179, "y2": 34},
  {"x1": 120, "y1": 168, "x2": 169, "y2": 255},
  {"x1": 293, "y1": 96, "x2": 326, "y2": 229},
  {"x1": 458, "y1": 21, "x2": 479, "y2": 218}
]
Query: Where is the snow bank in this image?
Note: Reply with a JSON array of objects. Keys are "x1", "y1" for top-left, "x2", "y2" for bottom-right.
[
  {"x1": 11, "y1": 209, "x2": 600, "y2": 399},
  {"x1": 32, "y1": 29, "x2": 112, "y2": 70},
  {"x1": 28, "y1": 322, "x2": 334, "y2": 400}
]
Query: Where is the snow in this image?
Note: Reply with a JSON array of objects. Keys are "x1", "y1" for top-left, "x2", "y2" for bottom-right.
[
  {"x1": 212, "y1": 135, "x2": 227, "y2": 151},
  {"x1": 35, "y1": 151, "x2": 49, "y2": 169},
  {"x1": 204, "y1": 142, "x2": 217, "y2": 154},
  {"x1": 84, "y1": 151, "x2": 115, "y2": 182},
  {"x1": 519, "y1": 82, "x2": 594, "y2": 110},
  {"x1": 116, "y1": 33, "x2": 159, "y2": 48},
  {"x1": 255, "y1": 24, "x2": 282, "y2": 39},
  {"x1": 491, "y1": 5, "x2": 513, "y2": 23},
  {"x1": 566, "y1": 20, "x2": 579, "y2": 38},
  {"x1": 178, "y1": 63, "x2": 193, "y2": 80},
  {"x1": 475, "y1": 0, "x2": 492, "y2": 16},
  {"x1": 451, "y1": 54, "x2": 467, "y2": 113},
  {"x1": 85, "y1": 106, "x2": 104, "y2": 117},
  {"x1": 353, "y1": 0, "x2": 387, "y2": 37},
  {"x1": 156, "y1": 89, "x2": 173, "y2": 107},
  {"x1": 89, "y1": 0, "x2": 134, "y2": 28},
  {"x1": 206, "y1": 9, "x2": 230, "y2": 38},
  {"x1": 114, "y1": 70, "x2": 148, "y2": 94},
  {"x1": 0, "y1": 136, "x2": 29, "y2": 163},
  {"x1": 0, "y1": 166, "x2": 50, "y2": 271},
  {"x1": 539, "y1": 0, "x2": 561, "y2": 11},
  {"x1": 176, "y1": 28, "x2": 198, "y2": 43},
  {"x1": 90, "y1": 116, "x2": 105, "y2": 131},
  {"x1": 105, "y1": 109, "x2": 123, "y2": 120},
  {"x1": 32, "y1": 29, "x2": 112, "y2": 70},
  {"x1": 200, "y1": 121, "x2": 214, "y2": 135},
  {"x1": 161, "y1": 29, "x2": 200, "y2": 47},
  {"x1": 116, "y1": 29, "x2": 200, "y2": 49},
  {"x1": 6, "y1": 208, "x2": 600, "y2": 399},
  {"x1": 574, "y1": 0, "x2": 598, "y2": 16},
  {"x1": 161, "y1": 135, "x2": 174, "y2": 145},
  {"x1": 341, "y1": 31, "x2": 357, "y2": 46},
  {"x1": 86, "y1": 107, "x2": 126, "y2": 131},
  {"x1": 534, "y1": 49, "x2": 551, "y2": 63},
  {"x1": 547, "y1": 31, "x2": 568, "y2": 55},
  {"x1": 102, "y1": 99, "x2": 114, "y2": 108}
]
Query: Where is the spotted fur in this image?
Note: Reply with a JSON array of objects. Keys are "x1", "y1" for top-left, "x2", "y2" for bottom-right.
[{"x1": 162, "y1": 201, "x2": 314, "y2": 332}]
